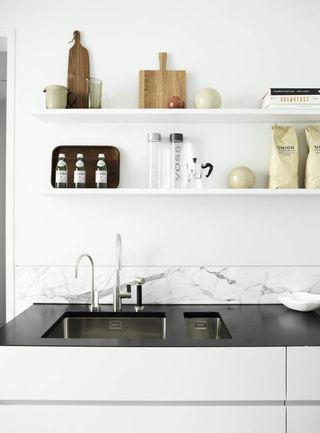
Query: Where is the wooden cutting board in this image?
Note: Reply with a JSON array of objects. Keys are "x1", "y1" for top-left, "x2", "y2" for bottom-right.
[
  {"x1": 67, "y1": 30, "x2": 90, "y2": 108},
  {"x1": 139, "y1": 52, "x2": 186, "y2": 108}
]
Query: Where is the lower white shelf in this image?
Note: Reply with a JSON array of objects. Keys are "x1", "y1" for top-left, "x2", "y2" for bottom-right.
[{"x1": 37, "y1": 188, "x2": 320, "y2": 196}]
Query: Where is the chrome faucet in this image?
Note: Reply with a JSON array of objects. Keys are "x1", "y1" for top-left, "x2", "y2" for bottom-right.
[
  {"x1": 75, "y1": 253, "x2": 100, "y2": 312},
  {"x1": 113, "y1": 234, "x2": 131, "y2": 312},
  {"x1": 134, "y1": 273, "x2": 166, "y2": 285}
]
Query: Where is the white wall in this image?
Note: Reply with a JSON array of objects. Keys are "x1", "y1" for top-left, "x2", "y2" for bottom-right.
[
  {"x1": 0, "y1": 51, "x2": 6, "y2": 325},
  {"x1": 0, "y1": 0, "x2": 320, "y2": 270}
]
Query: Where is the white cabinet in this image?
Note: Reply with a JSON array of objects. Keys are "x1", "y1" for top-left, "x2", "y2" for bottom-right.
[
  {"x1": 0, "y1": 346, "x2": 286, "y2": 401},
  {"x1": 0, "y1": 405, "x2": 285, "y2": 433},
  {"x1": 0, "y1": 346, "x2": 286, "y2": 433},
  {"x1": 287, "y1": 347, "x2": 320, "y2": 433},
  {"x1": 287, "y1": 347, "x2": 320, "y2": 401},
  {"x1": 287, "y1": 407, "x2": 320, "y2": 433}
]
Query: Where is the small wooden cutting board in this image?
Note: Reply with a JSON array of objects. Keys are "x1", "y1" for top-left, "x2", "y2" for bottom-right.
[
  {"x1": 139, "y1": 52, "x2": 186, "y2": 108},
  {"x1": 68, "y1": 30, "x2": 90, "y2": 108}
]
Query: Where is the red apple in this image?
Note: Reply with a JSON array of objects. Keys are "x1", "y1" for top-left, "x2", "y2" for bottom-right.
[{"x1": 167, "y1": 96, "x2": 185, "y2": 109}]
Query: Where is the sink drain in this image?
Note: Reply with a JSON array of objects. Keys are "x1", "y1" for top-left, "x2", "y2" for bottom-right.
[{"x1": 109, "y1": 320, "x2": 123, "y2": 330}]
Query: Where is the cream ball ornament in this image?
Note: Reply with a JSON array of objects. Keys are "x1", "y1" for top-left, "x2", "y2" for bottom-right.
[
  {"x1": 228, "y1": 166, "x2": 256, "y2": 189},
  {"x1": 194, "y1": 87, "x2": 222, "y2": 109}
]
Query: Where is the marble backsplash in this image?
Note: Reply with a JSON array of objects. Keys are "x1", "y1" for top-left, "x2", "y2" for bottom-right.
[{"x1": 15, "y1": 265, "x2": 320, "y2": 314}]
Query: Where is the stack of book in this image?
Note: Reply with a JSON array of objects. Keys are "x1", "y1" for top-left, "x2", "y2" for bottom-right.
[{"x1": 261, "y1": 88, "x2": 320, "y2": 109}]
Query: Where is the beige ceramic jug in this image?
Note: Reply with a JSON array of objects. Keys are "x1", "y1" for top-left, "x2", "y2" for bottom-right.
[{"x1": 43, "y1": 85, "x2": 76, "y2": 109}]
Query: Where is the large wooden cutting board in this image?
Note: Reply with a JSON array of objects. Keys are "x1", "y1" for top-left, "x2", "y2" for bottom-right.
[
  {"x1": 139, "y1": 52, "x2": 186, "y2": 108},
  {"x1": 68, "y1": 30, "x2": 90, "y2": 108}
]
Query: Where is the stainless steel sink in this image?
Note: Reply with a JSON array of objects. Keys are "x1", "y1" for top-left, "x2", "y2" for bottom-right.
[
  {"x1": 43, "y1": 312, "x2": 166, "y2": 340},
  {"x1": 184, "y1": 312, "x2": 231, "y2": 340}
]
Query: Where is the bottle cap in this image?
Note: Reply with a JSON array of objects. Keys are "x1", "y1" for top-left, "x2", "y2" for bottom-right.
[
  {"x1": 98, "y1": 153, "x2": 105, "y2": 159},
  {"x1": 147, "y1": 133, "x2": 161, "y2": 142},
  {"x1": 77, "y1": 153, "x2": 84, "y2": 158},
  {"x1": 170, "y1": 133, "x2": 183, "y2": 142},
  {"x1": 58, "y1": 153, "x2": 65, "y2": 158}
]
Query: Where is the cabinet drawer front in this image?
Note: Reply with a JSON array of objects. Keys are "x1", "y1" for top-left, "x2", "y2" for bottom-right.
[
  {"x1": 0, "y1": 405, "x2": 285, "y2": 433},
  {"x1": 0, "y1": 347, "x2": 285, "y2": 401},
  {"x1": 287, "y1": 347, "x2": 320, "y2": 400},
  {"x1": 287, "y1": 406, "x2": 320, "y2": 433}
]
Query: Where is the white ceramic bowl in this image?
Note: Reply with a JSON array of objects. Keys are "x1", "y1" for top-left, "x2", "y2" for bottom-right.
[{"x1": 279, "y1": 292, "x2": 320, "y2": 312}]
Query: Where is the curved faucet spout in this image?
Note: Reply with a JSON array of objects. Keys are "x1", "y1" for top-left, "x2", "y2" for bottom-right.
[
  {"x1": 114, "y1": 234, "x2": 122, "y2": 312},
  {"x1": 115, "y1": 234, "x2": 122, "y2": 274},
  {"x1": 75, "y1": 253, "x2": 100, "y2": 312}
]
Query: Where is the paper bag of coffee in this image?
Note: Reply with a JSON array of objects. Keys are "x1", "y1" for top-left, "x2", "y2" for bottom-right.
[
  {"x1": 269, "y1": 125, "x2": 299, "y2": 188},
  {"x1": 305, "y1": 125, "x2": 320, "y2": 188}
]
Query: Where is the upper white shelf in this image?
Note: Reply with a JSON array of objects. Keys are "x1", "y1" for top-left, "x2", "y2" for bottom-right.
[{"x1": 32, "y1": 108, "x2": 320, "y2": 124}]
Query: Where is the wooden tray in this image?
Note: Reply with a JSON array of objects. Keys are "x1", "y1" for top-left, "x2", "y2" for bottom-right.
[{"x1": 51, "y1": 145, "x2": 120, "y2": 188}]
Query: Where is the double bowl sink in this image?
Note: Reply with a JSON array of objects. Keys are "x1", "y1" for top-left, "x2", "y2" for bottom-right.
[{"x1": 43, "y1": 311, "x2": 231, "y2": 340}]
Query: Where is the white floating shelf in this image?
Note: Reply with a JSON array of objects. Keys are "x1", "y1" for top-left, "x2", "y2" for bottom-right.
[
  {"x1": 33, "y1": 108, "x2": 320, "y2": 124},
  {"x1": 37, "y1": 188, "x2": 320, "y2": 196}
]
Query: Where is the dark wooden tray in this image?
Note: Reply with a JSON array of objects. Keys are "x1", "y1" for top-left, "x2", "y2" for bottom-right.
[{"x1": 51, "y1": 145, "x2": 120, "y2": 188}]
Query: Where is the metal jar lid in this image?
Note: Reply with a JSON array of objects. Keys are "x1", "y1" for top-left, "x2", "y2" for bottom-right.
[
  {"x1": 147, "y1": 132, "x2": 161, "y2": 141},
  {"x1": 170, "y1": 133, "x2": 183, "y2": 142}
]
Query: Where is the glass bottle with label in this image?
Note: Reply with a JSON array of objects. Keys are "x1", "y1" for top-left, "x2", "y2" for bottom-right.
[
  {"x1": 74, "y1": 153, "x2": 86, "y2": 188},
  {"x1": 169, "y1": 133, "x2": 184, "y2": 189},
  {"x1": 55, "y1": 153, "x2": 68, "y2": 188},
  {"x1": 95, "y1": 153, "x2": 108, "y2": 188},
  {"x1": 147, "y1": 133, "x2": 162, "y2": 188}
]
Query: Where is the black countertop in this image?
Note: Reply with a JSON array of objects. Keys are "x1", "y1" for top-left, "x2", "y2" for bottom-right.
[{"x1": 1, "y1": 303, "x2": 320, "y2": 347}]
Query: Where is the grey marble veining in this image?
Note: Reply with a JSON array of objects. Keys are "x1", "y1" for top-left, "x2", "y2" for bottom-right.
[{"x1": 15, "y1": 265, "x2": 320, "y2": 315}]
